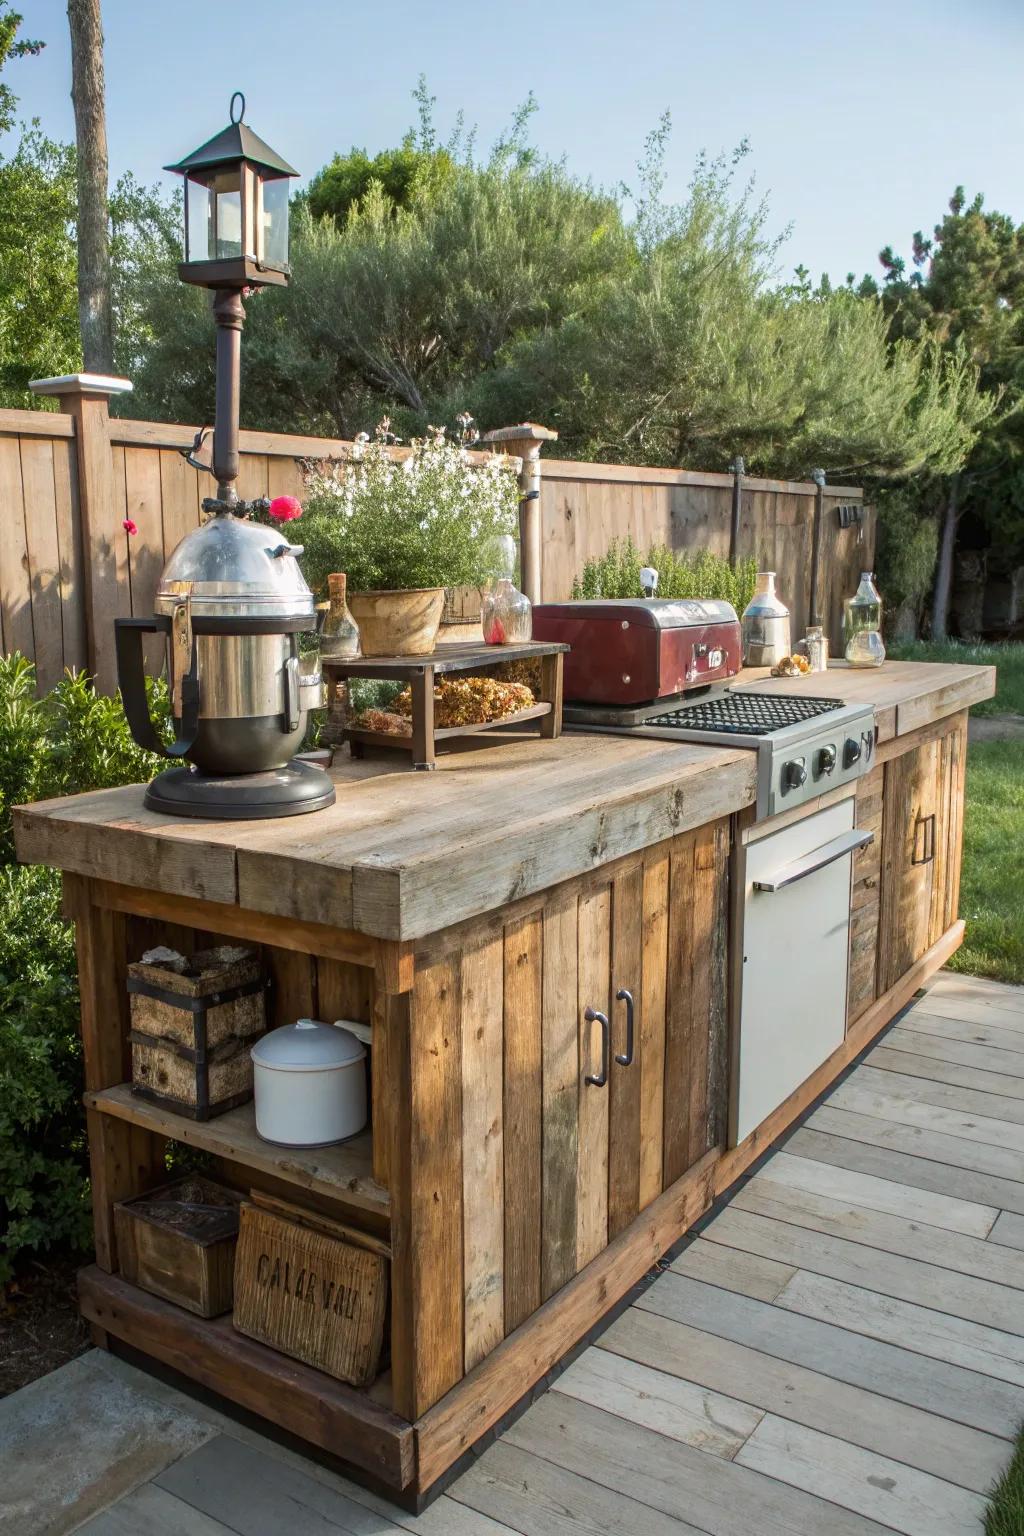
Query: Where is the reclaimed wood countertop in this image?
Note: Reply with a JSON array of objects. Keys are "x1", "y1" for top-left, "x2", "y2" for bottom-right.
[{"x1": 13, "y1": 659, "x2": 994, "y2": 941}]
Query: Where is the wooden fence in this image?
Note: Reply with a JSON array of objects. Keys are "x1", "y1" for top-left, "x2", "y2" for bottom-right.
[{"x1": 0, "y1": 383, "x2": 873, "y2": 695}]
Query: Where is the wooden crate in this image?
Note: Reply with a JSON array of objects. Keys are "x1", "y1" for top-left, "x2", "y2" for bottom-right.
[
  {"x1": 114, "y1": 1175, "x2": 241, "y2": 1318},
  {"x1": 232, "y1": 1196, "x2": 388, "y2": 1388},
  {"x1": 128, "y1": 945, "x2": 266, "y2": 1120}
]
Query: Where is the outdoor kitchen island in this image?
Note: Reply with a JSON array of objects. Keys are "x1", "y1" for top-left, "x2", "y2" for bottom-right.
[{"x1": 13, "y1": 657, "x2": 995, "y2": 1508}]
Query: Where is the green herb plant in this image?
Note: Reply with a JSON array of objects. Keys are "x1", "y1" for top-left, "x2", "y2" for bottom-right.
[{"x1": 572, "y1": 537, "x2": 758, "y2": 616}]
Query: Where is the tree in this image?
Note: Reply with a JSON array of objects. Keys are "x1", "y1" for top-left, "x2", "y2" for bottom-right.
[
  {"x1": 67, "y1": 0, "x2": 113, "y2": 372},
  {"x1": 0, "y1": 2, "x2": 42, "y2": 134},
  {"x1": 0, "y1": 128, "x2": 79, "y2": 403},
  {"x1": 863, "y1": 190, "x2": 1024, "y2": 636}
]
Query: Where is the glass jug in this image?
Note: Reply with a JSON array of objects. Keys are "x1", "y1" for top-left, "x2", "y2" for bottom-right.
[{"x1": 844, "y1": 571, "x2": 886, "y2": 668}]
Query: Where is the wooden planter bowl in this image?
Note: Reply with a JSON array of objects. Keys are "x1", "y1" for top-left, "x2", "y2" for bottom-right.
[{"x1": 347, "y1": 587, "x2": 445, "y2": 657}]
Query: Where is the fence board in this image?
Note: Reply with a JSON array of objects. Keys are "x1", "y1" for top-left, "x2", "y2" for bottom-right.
[
  {"x1": 19, "y1": 438, "x2": 64, "y2": 691},
  {"x1": 2, "y1": 404, "x2": 871, "y2": 687},
  {"x1": 53, "y1": 438, "x2": 86, "y2": 673},
  {"x1": 0, "y1": 434, "x2": 33, "y2": 661}
]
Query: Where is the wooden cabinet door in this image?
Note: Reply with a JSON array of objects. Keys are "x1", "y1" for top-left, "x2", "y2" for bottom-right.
[{"x1": 877, "y1": 718, "x2": 966, "y2": 996}]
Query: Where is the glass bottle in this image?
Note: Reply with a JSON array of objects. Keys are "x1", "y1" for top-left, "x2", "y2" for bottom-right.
[
  {"x1": 741, "y1": 572, "x2": 791, "y2": 667},
  {"x1": 482, "y1": 578, "x2": 532, "y2": 645},
  {"x1": 843, "y1": 571, "x2": 886, "y2": 668},
  {"x1": 320, "y1": 572, "x2": 360, "y2": 659}
]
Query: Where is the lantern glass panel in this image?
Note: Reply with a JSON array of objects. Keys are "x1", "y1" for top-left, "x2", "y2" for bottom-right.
[
  {"x1": 260, "y1": 177, "x2": 290, "y2": 268},
  {"x1": 185, "y1": 176, "x2": 213, "y2": 262}
]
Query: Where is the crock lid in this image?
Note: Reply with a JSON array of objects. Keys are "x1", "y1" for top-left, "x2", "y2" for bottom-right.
[
  {"x1": 156, "y1": 511, "x2": 315, "y2": 621},
  {"x1": 251, "y1": 1019, "x2": 366, "y2": 1072}
]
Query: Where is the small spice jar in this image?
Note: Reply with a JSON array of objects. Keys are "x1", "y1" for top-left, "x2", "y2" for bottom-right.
[{"x1": 805, "y1": 625, "x2": 829, "y2": 673}]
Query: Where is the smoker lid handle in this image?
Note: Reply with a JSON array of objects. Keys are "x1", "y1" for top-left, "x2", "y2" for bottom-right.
[{"x1": 753, "y1": 827, "x2": 874, "y2": 893}]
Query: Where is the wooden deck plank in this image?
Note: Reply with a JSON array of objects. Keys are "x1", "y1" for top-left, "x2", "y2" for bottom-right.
[
  {"x1": 598, "y1": 1311, "x2": 1010, "y2": 1496},
  {"x1": 870, "y1": 1041, "x2": 1024, "y2": 1100},
  {"x1": 748, "y1": 1149, "x2": 999, "y2": 1236},
  {"x1": 735, "y1": 1415, "x2": 987, "y2": 1536},
  {"x1": 76, "y1": 1482, "x2": 235, "y2": 1536},
  {"x1": 990, "y1": 1211, "x2": 1024, "y2": 1253},
  {"x1": 776, "y1": 1268, "x2": 1024, "y2": 1382},
  {"x1": 827, "y1": 1076, "x2": 1024, "y2": 1152},
  {"x1": 909, "y1": 995, "x2": 1024, "y2": 1034},
  {"x1": 504, "y1": 1392, "x2": 897, "y2": 1536},
  {"x1": 899, "y1": 1008, "x2": 1024, "y2": 1051},
  {"x1": 806, "y1": 1102, "x2": 1024, "y2": 1183},
  {"x1": 784, "y1": 1124, "x2": 1024, "y2": 1220},
  {"x1": 452, "y1": 1439, "x2": 706, "y2": 1536},
  {"x1": 670, "y1": 1236, "x2": 796, "y2": 1302},
  {"x1": 883, "y1": 1023, "x2": 1024, "y2": 1079},
  {"x1": 853, "y1": 1062, "x2": 1024, "y2": 1128},
  {"x1": 731, "y1": 1178, "x2": 1024, "y2": 1291},
  {"x1": 552, "y1": 1348, "x2": 764, "y2": 1458},
  {"x1": 633, "y1": 1272, "x2": 1024, "y2": 1438}
]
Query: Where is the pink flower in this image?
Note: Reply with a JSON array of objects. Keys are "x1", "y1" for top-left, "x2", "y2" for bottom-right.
[
  {"x1": 268, "y1": 495, "x2": 302, "y2": 522},
  {"x1": 123, "y1": 517, "x2": 138, "y2": 536}
]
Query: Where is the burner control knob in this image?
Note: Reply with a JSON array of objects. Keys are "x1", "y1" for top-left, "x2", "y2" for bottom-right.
[
  {"x1": 816, "y1": 744, "x2": 837, "y2": 776},
  {"x1": 842, "y1": 736, "x2": 862, "y2": 769},
  {"x1": 783, "y1": 758, "x2": 807, "y2": 791}
]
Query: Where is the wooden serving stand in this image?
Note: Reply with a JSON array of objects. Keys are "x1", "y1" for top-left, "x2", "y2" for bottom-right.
[{"x1": 323, "y1": 640, "x2": 568, "y2": 770}]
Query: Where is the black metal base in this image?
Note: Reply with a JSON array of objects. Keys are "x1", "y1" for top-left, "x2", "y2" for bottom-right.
[{"x1": 144, "y1": 760, "x2": 336, "y2": 820}]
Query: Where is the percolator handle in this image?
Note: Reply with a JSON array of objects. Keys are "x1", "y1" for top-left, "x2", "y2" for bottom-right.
[{"x1": 114, "y1": 617, "x2": 199, "y2": 759}]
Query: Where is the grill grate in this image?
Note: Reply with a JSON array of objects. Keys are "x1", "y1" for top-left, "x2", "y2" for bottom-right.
[{"x1": 647, "y1": 692, "x2": 845, "y2": 737}]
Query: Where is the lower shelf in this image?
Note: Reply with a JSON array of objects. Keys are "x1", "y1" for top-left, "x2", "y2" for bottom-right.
[{"x1": 78, "y1": 1266, "x2": 414, "y2": 1490}]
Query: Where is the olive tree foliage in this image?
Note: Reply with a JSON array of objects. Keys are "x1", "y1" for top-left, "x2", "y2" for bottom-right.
[
  {"x1": 124, "y1": 92, "x2": 986, "y2": 491},
  {"x1": 469, "y1": 121, "x2": 990, "y2": 478},
  {"x1": 126, "y1": 91, "x2": 629, "y2": 439}
]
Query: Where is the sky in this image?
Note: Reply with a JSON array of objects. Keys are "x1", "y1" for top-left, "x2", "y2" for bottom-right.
[{"x1": 5, "y1": 0, "x2": 1023, "y2": 286}]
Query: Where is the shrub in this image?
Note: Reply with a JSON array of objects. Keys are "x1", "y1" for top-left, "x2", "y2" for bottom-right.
[
  {"x1": 572, "y1": 537, "x2": 758, "y2": 616},
  {"x1": 0, "y1": 656, "x2": 169, "y2": 1281},
  {"x1": 298, "y1": 427, "x2": 519, "y2": 594}
]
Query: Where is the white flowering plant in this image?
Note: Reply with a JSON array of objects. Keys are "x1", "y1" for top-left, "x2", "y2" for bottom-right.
[{"x1": 298, "y1": 421, "x2": 520, "y2": 594}]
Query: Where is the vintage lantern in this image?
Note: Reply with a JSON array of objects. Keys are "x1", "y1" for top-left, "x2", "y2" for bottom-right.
[
  {"x1": 112, "y1": 98, "x2": 334, "y2": 821},
  {"x1": 165, "y1": 91, "x2": 296, "y2": 290}
]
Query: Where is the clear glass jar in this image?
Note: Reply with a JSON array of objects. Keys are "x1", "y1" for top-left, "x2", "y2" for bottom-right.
[
  {"x1": 844, "y1": 571, "x2": 886, "y2": 668},
  {"x1": 320, "y1": 572, "x2": 360, "y2": 659},
  {"x1": 805, "y1": 625, "x2": 829, "y2": 673},
  {"x1": 482, "y1": 578, "x2": 532, "y2": 645}
]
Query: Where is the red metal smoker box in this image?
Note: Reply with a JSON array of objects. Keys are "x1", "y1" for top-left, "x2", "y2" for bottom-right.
[{"x1": 531, "y1": 598, "x2": 742, "y2": 707}]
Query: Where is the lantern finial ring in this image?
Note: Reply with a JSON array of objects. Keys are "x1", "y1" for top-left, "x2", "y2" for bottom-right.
[{"x1": 229, "y1": 91, "x2": 245, "y2": 125}]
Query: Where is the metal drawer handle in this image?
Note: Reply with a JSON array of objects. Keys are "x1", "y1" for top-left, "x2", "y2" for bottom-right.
[
  {"x1": 912, "y1": 812, "x2": 936, "y2": 866},
  {"x1": 753, "y1": 827, "x2": 874, "y2": 893},
  {"x1": 615, "y1": 988, "x2": 635, "y2": 1067},
  {"x1": 584, "y1": 1007, "x2": 610, "y2": 1087}
]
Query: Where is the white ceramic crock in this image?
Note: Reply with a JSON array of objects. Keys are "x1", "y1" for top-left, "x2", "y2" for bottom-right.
[{"x1": 251, "y1": 1018, "x2": 367, "y2": 1147}]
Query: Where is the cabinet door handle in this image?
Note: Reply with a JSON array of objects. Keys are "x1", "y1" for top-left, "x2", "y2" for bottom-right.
[
  {"x1": 584, "y1": 1007, "x2": 610, "y2": 1087},
  {"x1": 615, "y1": 988, "x2": 635, "y2": 1066},
  {"x1": 912, "y1": 812, "x2": 936, "y2": 866}
]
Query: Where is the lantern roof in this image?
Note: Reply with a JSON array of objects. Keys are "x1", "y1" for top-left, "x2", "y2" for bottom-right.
[{"x1": 164, "y1": 95, "x2": 297, "y2": 179}]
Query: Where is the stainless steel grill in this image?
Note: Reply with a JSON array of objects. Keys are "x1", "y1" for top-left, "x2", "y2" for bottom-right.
[{"x1": 646, "y1": 693, "x2": 846, "y2": 737}]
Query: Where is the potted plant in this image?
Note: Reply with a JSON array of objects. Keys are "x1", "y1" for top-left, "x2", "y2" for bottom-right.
[{"x1": 298, "y1": 423, "x2": 520, "y2": 656}]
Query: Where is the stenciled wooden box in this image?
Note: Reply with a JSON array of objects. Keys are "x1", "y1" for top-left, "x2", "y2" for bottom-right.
[
  {"x1": 128, "y1": 945, "x2": 267, "y2": 1121},
  {"x1": 232, "y1": 1193, "x2": 388, "y2": 1388}
]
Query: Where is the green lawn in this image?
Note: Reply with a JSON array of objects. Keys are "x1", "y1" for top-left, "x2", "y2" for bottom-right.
[
  {"x1": 888, "y1": 641, "x2": 1024, "y2": 985},
  {"x1": 887, "y1": 639, "x2": 1024, "y2": 716},
  {"x1": 950, "y1": 740, "x2": 1024, "y2": 986},
  {"x1": 986, "y1": 1423, "x2": 1024, "y2": 1535}
]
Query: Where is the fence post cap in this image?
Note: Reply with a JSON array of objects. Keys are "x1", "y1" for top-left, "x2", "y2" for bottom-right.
[
  {"x1": 30, "y1": 373, "x2": 134, "y2": 398},
  {"x1": 481, "y1": 422, "x2": 558, "y2": 446}
]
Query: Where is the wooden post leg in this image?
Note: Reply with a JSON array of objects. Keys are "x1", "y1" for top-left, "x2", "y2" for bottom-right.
[
  {"x1": 539, "y1": 652, "x2": 563, "y2": 739},
  {"x1": 87, "y1": 1107, "x2": 166, "y2": 1273},
  {"x1": 411, "y1": 667, "x2": 436, "y2": 770}
]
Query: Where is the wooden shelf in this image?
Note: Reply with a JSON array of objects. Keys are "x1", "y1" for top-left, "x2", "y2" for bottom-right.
[
  {"x1": 78, "y1": 1266, "x2": 413, "y2": 1487},
  {"x1": 86, "y1": 1085, "x2": 388, "y2": 1222},
  {"x1": 346, "y1": 700, "x2": 552, "y2": 753}
]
